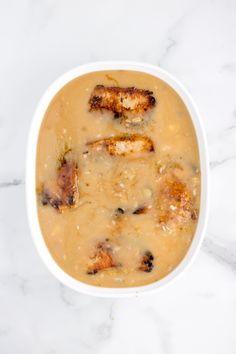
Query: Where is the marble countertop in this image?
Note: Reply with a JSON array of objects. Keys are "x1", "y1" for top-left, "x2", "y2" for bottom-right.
[{"x1": 0, "y1": 0, "x2": 236, "y2": 353}]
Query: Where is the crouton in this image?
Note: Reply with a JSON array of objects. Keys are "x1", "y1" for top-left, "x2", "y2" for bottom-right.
[
  {"x1": 87, "y1": 242, "x2": 116, "y2": 274},
  {"x1": 89, "y1": 85, "x2": 156, "y2": 125},
  {"x1": 41, "y1": 155, "x2": 79, "y2": 212},
  {"x1": 88, "y1": 135, "x2": 154, "y2": 156},
  {"x1": 158, "y1": 177, "x2": 194, "y2": 225},
  {"x1": 139, "y1": 250, "x2": 154, "y2": 272}
]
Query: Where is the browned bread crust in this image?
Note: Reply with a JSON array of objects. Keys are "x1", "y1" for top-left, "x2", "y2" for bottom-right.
[
  {"x1": 42, "y1": 157, "x2": 79, "y2": 212},
  {"x1": 139, "y1": 250, "x2": 154, "y2": 272},
  {"x1": 87, "y1": 242, "x2": 116, "y2": 274},
  {"x1": 89, "y1": 85, "x2": 156, "y2": 123},
  {"x1": 88, "y1": 134, "x2": 154, "y2": 156},
  {"x1": 158, "y1": 177, "x2": 194, "y2": 225}
]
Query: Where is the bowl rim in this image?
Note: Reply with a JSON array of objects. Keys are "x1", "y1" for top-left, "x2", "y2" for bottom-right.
[{"x1": 26, "y1": 61, "x2": 209, "y2": 297}]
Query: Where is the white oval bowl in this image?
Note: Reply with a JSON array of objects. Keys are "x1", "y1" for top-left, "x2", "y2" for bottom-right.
[{"x1": 26, "y1": 61, "x2": 209, "y2": 297}]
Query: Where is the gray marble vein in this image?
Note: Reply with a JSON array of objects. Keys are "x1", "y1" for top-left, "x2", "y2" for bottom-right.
[
  {"x1": 210, "y1": 155, "x2": 236, "y2": 169},
  {"x1": 0, "y1": 179, "x2": 24, "y2": 188},
  {"x1": 145, "y1": 307, "x2": 172, "y2": 354},
  {"x1": 158, "y1": 37, "x2": 177, "y2": 67},
  {"x1": 96, "y1": 302, "x2": 115, "y2": 342},
  {"x1": 202, "y1": 236, "x2": 236, "y2": 273}
]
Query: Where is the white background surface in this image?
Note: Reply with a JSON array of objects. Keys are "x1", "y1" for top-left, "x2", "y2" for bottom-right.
[{"x1": 0, "y1": 1, "x2": 235, "y2": 353}]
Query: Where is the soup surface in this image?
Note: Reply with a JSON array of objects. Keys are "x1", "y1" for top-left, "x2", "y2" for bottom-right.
[{"x1": 36, "y1": 70, "x2": 200, "y2": 287}]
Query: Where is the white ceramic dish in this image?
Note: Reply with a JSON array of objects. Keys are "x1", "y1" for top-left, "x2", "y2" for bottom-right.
[{"x1": 26, "y1": 61, "x2": 209, "y2": 297}]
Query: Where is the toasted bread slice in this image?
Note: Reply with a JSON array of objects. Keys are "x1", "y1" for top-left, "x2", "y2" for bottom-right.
[
  {"x1": 88, "y1": 135, "x2": 154, "y2": 156},
  {"x1": 87, "y1": 242, "x2": 116, "y2": 274},
  {"x1": 89, "y1": 85, "x2": 156, "y2": 124},
  {"x1": 139, "y1": 250, "x2": 154, "y2": 272},
  {"x1": 158, "y1": 177, "x2": 194, "y2": 225},
  {"x1": 41, "y1": 157, "x2": 79, "y2": 212}
]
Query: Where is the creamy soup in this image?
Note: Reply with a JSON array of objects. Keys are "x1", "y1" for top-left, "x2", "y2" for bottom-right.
[{"x1": 36, "y1": 70, "x2": 200, "y2": 287}]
